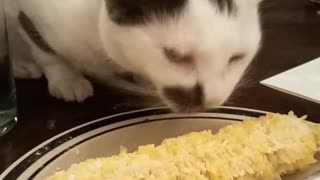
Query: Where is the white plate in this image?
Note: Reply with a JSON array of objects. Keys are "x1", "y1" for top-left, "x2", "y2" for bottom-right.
[{"x1": 0, "y1": 106, "x2": 319, "y2": 180}]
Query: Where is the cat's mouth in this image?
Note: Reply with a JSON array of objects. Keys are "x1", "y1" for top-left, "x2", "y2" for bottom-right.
[{"x1": 112, "y1": 72, "x2": 209, "y2": 113}]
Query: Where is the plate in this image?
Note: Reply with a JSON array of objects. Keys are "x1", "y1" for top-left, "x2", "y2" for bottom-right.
[{"x1": 0, "y1": 106, "x2": 319, "y2": 180}]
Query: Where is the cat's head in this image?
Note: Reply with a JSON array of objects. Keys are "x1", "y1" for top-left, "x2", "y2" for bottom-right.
[{"x1": 99, "y1": 0, "x2": 262, "y2": 112}]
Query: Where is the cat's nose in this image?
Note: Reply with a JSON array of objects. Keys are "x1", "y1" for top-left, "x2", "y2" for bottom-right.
[{"x1": 163, "y1": 84, "x2": 205, "y2": 112}]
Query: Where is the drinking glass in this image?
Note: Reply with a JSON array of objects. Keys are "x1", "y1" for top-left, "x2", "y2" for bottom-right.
[{"x1": 0, "y1": 0, "x2": 18, "y2": 136}]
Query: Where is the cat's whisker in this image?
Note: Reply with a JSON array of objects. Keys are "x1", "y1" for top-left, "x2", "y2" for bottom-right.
[{"x1": 106, "y1": 78, "x2": 158, "y2": 97}]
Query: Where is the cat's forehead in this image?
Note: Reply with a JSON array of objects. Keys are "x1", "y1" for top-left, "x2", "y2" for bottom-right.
[{"x1": 105, "y1": 0, "x2": 237, "y2": 25}]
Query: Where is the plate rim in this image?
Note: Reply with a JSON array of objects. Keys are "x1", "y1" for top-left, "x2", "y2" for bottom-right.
[{"x1": 0, "y1": 106, "x2": 269, "y2": 179}]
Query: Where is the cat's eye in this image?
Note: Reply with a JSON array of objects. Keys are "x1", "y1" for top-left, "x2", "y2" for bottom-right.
[
  {"x1": 229, "y1": 53, "x2": 246, "y2": 64},
  {"x1": 163, "y1": 47, "x2": 194, "y2": 64}
]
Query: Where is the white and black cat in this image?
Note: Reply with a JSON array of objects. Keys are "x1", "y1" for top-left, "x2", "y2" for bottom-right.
[{"x1": 6, "y1": 0, "x2": 262, "y2": 112}]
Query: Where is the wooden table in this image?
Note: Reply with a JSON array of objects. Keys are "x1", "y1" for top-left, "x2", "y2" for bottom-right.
[{"x1": 1, "y1": 0, "x2": 320, "y2": 174}]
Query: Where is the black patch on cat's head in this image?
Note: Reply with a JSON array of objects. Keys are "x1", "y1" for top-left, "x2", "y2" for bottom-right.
[
  {"x1": 105, "y1": 0, "x2": 187, "y2": 25},
  {"x1": 211, "y1": 0, "x2": 237, "y2": 15},
  {"x1": 163, "y1": 83, "x2": 204, "y2": 112}
]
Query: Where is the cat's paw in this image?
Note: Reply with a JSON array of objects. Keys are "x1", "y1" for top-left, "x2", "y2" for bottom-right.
[
  {"x1": 13, "y1": 60, "x2": 43, "y2": 79},
  {"x1": 48, "y1": 76, "x2": 94, "y2": 102}
]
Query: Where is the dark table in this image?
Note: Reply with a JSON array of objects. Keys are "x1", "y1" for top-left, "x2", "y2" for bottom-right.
[{"x1": 1, "y1": 0, "x2": 320, "y2": 174}]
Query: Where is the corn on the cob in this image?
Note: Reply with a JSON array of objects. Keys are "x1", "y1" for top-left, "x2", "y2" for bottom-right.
[{"x1": 46, "y1": 112, "x2": 320, "y2": 180}]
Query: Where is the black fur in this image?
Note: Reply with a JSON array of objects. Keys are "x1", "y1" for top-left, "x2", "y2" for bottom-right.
[
  {"x1": 114, "y1": 71, "x2": 137, "y2": 83},
  {"x1": 105, "y1": 0, "x2": 187, "y2": 25},
  {"x1": 212, "y1": 0, "x2": 236, "y2": 15},
  {"x1": 163, "y1": 84, "x2": 204, "y2": 111},
  {"x1": 18, "y1": 11, "x2": 56, "y2": 54}
]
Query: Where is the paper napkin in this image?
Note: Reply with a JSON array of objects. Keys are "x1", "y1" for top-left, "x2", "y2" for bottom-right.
[{"x1": 260, "y1": 57, "x2": 320, "y2": 104}]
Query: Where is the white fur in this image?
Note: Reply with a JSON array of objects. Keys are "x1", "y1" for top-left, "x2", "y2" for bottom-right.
[
  {"x1": 9, "y1": 0, "x2": 262, "y2": 109},
  {"x1": 99, "y1": 0, "x2": 262, "y2": 109}
]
